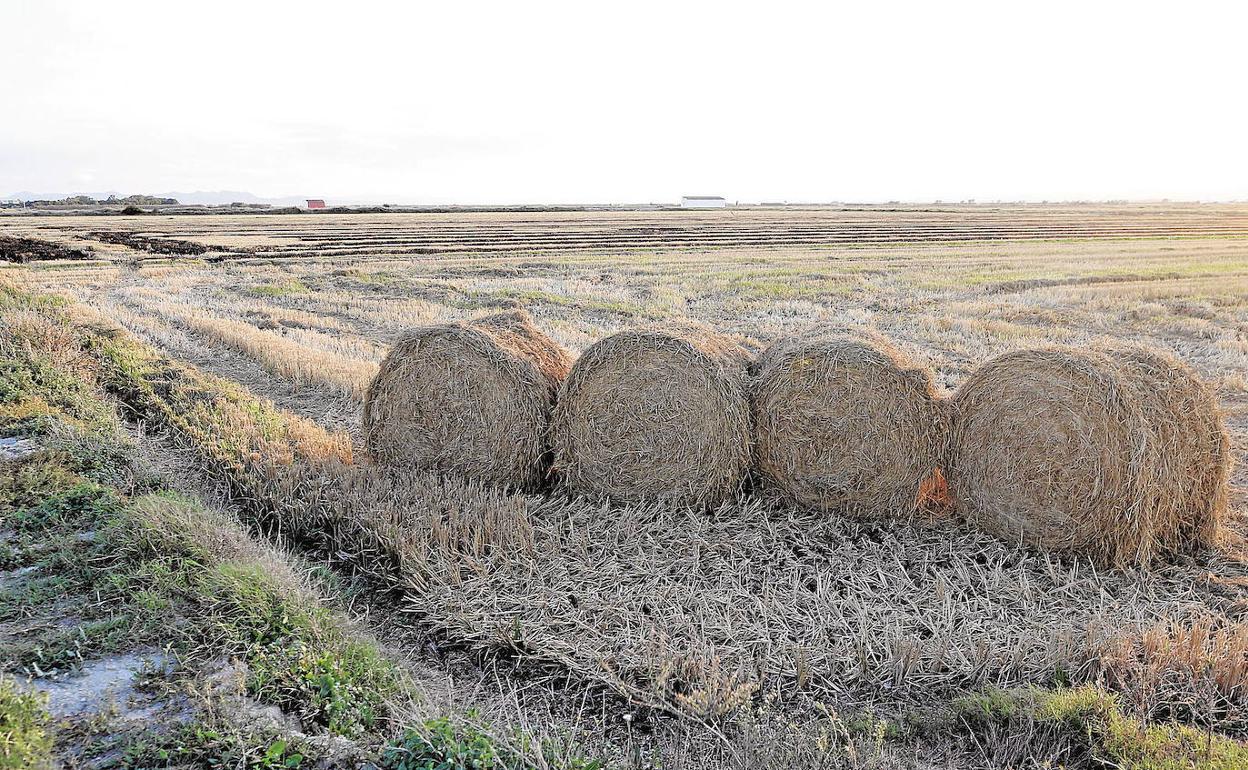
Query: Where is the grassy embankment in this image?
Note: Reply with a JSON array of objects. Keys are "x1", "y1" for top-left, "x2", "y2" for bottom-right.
[{"x1": 0, "y1": 283, "x2": 600, "y2": 768}]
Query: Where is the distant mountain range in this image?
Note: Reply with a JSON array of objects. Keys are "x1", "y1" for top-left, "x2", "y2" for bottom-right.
[{"x1": 4, "y1": 190, "x2": 311, "y2": 206}]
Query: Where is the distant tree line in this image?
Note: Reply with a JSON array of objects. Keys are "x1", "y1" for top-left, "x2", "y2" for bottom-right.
[{"x1": 13, "y1": 194, "x2": 180, "y2": 208}]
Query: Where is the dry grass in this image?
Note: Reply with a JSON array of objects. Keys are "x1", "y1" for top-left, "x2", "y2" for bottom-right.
[
  {"x1": 1090, "y1": 617, "x2": 1248, "y2": 732},
  {"x1": 174, "y1": 309, "x2": 379, "y2": 398}
]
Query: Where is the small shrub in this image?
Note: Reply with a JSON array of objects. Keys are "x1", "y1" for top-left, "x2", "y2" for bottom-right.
[{"x1": 0, "y1": 678, "x2": 52, "y2": 770}]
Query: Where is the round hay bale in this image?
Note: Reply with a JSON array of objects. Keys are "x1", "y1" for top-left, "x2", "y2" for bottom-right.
[
  {"x1": 947, "y1": 346, "x2": 1157, "y2": 565},
  {"x1": 752, "y1": 327, "x2": 946, "y2": 514},
  {"x1": 550, "y1": 322, "x2": 753, "y2": 507},
  {"x1": 1099, "y1": 343, "x2": 1231, "y2": 552},
  {"x1": 363, "y1": 309, "x2": 572, "y2": 487}
]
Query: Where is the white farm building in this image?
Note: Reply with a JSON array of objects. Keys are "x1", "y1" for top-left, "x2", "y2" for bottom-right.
[{"x1": 680, "y1": 196, "x2": 727, "y2": 209}]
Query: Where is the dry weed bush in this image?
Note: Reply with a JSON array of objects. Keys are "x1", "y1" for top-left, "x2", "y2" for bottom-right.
[{"x1": 1089, "y1": 617, "x2": 1248, "y2": 733}]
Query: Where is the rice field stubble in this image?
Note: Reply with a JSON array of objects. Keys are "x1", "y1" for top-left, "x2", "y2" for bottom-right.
[{"x1": 5, "y1": 203, "x2": 1248, "y2": 764}]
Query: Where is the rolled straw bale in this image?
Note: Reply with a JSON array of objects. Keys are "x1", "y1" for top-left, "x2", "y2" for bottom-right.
[
  {"x1": 363, "y1": 309, "x2": 572, "y2": 487},
  {"x1": 1099, "y1": 343, "x2": 1231, "y2": 552},
  {"x1": 947, "y1": 346, "x2": 1158, "y2": 564},
  {"x1": 752, "y1": 327, "x2": 946, "y2": 514},
  {"x1": 550, "y1": 322, "x2": 753, "y2": 507}
]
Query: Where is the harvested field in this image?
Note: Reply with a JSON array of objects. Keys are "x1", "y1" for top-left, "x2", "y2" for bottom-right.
[
  {"x1": 15, "y1": 206, "x2": 1248, "y2": 265},
  {"x1": 6, "y1": 203, "x2": 1248, "y2": 260},
  {"x1": 5, "y1": 203, "x2": 1248, "y2": 767}
]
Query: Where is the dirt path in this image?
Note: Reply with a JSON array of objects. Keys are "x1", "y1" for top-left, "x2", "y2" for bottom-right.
[{"x1": 120, "y1": 312, "x2": 364, "y2": 439}]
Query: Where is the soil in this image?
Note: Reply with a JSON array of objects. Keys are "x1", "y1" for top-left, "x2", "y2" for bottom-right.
[
  {"x1": 86, "y1": 230, "x2": 214, "y2": 256},
  {"x1": 0, "y1": 235, "x2": 91, "y2": 263}
]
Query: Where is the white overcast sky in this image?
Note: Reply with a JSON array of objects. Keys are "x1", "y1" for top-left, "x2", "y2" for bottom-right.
[{"x1": 4, "y1": 1, "x2": 1246, "y2": 204}]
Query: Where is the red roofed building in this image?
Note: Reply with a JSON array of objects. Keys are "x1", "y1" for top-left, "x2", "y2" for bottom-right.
[{"x1": 305, "y1": 199, "x2": 326, "y2": 209}]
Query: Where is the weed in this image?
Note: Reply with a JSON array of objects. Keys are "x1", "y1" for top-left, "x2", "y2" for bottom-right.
[
  {"x1": 949, "y1": 685, "x2": 1248, "y2": 769},
  {"x1": 199, "y1": 563, "x2": 400, "y2": 737},
  {"x1": 10, "y1": 480, "x2": 121, "y2": 535},
  {"x1": 380, "y1": 713, "x2": 604, "y2": 770},
  {"x1": 381, "y1": 716, "x2": 506, "y2": 770},
  {"x1": 85, "y1": 721, "x2": 313, "y2": 769},
  {"x1": 0, "y1": 677, "x2": 52, "y2": 770}
]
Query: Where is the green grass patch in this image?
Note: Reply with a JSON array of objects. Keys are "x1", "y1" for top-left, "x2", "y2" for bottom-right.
[
  {"x1": 0, "y1": 279, "x2": 606, "y2": 766},
  {"x1": 73, "y1": 721, "x2": 314, "y2": 770},
  {"x1": 0, "y1": 355, "x2": 117, "y2": 439},
  {"x1": 201, "y1": 560, "x2": 402, "y2": 737},
  {"x1": 380, "y1": 712, "x2": 604, "y2": 770},
  {"x1": 0, "y1": 459, "x2": 82, "y2": 517},
  {"x1": 0, "y1": 678, "x2": 52, "y2": 770},
  {"x1": 247, "y1": 279, "x2": 311, "y2": 298},
  {"x1": 0, "y1": 283, "x2": 66, "y2": 313},
  {"x1": 950, "y1": 685, "x2": 1248, "y2": 770}
]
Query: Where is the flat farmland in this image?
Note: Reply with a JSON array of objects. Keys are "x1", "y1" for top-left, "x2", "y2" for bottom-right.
[
  {"x1": 12, "y1": 203, "x2": 1248, "y2": 256},
  {"x1": 5, "y1": 203, "x2": 1248, "y2": 767},
  {"x1": 8, "y1": 205, "x2": 1248, "y2": 448}
]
